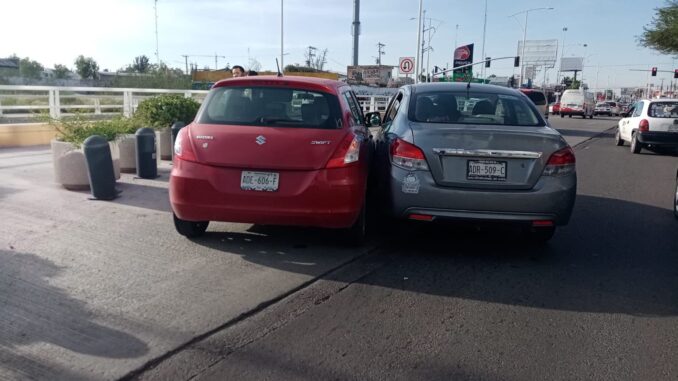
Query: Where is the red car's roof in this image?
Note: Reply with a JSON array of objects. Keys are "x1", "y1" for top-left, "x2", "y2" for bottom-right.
[{"x1": 213, "y1": 75, "x2": 343, "y2": 93}]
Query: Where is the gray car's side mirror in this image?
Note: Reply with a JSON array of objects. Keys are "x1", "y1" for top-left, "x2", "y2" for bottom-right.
[{"x1": 365, "y1": 112, "x2": 382, "y2": 127}]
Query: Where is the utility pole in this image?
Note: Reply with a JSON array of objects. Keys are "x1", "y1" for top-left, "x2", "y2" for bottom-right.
[
  {"x1": 352, "y1": 0, "x2": 360, "y2": 66},
  {"x1": 154, "y1": 0, "x2": 160, "y2": 64},
  {"x1": 306, "y1": 46, "x2": 317, "y2": 68},
  {"x1": 376, "y1": 42, "x2": 385, "y2": 66},
  {"x1": 480, "y1": 0, "x2": 488, "y2": 78},
  {"x1": 181, "y1": 55, "x2": 189, "y2": 75},
  {"x1": 421, "y1": 9, "x2": 426, "y2": 82}
]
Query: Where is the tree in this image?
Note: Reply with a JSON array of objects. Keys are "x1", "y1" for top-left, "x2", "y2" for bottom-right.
[
  {"x1": 247, "y1": 58, "x2": 262, "y2": 72},
  {"x1": 132, "y1": 55, "x2": 150, "y2": 73},
  {"x1": 53, "y1": 64, "x2": 71, "y2": 79},
  {"x1": 639, "y1": 1, "x2": 678, "y2": 54},
  {"x1": 19, "y1": 57, "x2": 44, "y2": 79},
  {"x1": 74, "y1": 55, "x2": 99, "y2": 79}
]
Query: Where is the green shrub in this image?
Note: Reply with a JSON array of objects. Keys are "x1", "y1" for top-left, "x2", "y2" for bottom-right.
[
  {"x1": 134, "y1": 94, "x2": 200, "y2": 129},
  {"x1": 45, "y1": 114, "x2": 142, "y2": 147}
]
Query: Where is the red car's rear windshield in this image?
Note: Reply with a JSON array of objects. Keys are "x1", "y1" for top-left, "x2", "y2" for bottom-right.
[
  {"x1": 198, "y1": 86, "x2": 343, "y2": 129},
  {"x1": 410, "y1": 91, "x2": 544, "y2": 127}
]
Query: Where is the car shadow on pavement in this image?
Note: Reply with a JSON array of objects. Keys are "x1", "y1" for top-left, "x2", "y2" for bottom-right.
[
  {"x1": 195, "y1": 224, "x2": 376, "y2": 275},
  {"x1": 111, "y1": 181, "x2": 172, "y2": 213},
  {"x1": 0, "y1": 250, "x2": 149, "y2": 365},
  {"x1": 192, "y1": 195, "x2": 678, "y2": 317},
  {"x1": 361, "y1": 194, "x2": 678, "y2": 317}
]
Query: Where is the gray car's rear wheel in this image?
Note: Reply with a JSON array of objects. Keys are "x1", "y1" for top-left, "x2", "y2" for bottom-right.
[
  {"x1": 173, "y1": 213, "x2": 209, "y2": 238},
  {"x1": 615, "y1": 129, "x2": 624, "y2": 146},
  {"x1": 631, "y1": 132, "x2": 642, "y2": 154}
]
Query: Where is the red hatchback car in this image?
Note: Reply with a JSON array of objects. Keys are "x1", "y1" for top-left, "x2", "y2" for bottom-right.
[{"x1": 170, "y1": 76, "x2": 371, "y2": 242}]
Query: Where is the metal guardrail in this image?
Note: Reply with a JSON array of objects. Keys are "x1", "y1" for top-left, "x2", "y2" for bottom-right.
[
  {"x1": 0, "y1": 85, "x2": 209, "y2": 122},
  {"x1": 0, "y1": 85, "x2": 392, "y2": 124}
]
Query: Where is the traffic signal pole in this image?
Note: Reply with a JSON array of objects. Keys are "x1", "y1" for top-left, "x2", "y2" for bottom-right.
[{"x1": 431, "y1": 56, "x2": 519, "y2": 78}]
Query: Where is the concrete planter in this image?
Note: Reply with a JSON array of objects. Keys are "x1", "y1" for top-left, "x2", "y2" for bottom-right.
[
  {"x1": 117, "y1": 134, "x2": 137, "y2": 173},
  {"x1": 52, "y1": 139, "x2": 120, "y2": 190},
  {"x1": 155, "y1": 127, "x2": 172, "y2": 160}
]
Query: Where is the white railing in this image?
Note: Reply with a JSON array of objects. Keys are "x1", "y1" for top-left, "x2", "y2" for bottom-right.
[
  {"x1": 355, "y1": 95, "x2": 391, "y2": 115},
  {"x1": 0, "y1": 85, "x2": 392, "y2": 123},
  {"x1": 0, "y1": 85, "x2": 209, "y2": 122}
]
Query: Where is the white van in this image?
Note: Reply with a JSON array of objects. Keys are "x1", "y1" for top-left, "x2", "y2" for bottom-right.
[{"x1": 559, "y1": 89, "x2": 595, "y2": 119}]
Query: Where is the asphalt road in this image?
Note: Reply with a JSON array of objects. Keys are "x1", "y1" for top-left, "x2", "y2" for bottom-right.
[{"x1": 2, "y1": 115, "x2": 677, "y2": 380}]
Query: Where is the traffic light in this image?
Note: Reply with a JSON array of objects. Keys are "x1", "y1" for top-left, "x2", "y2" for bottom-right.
[
  {"x1": 674, "y1": 69, "x2": 678, "y2": 79},
  {"x1": 485, "y1": 57, "x2": 491, "y2": 68},
  {"x1": 514, "y1": 56, "x2": 520, "y2": 67},
  {"x1": 434, "y1": 66, "x2": 440, "y2": 74},
  {"x1": 652, "y1": 67, "x2": 657, "y2": 76}
]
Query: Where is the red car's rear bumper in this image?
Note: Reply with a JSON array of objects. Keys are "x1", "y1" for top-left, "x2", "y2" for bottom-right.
[{"x1": 169, "y1": 159, "x2": 366, "y2": 228}]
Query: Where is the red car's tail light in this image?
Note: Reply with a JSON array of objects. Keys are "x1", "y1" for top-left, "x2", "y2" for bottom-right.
[
  {"x1": 390, "y1": 138, "x2": 429, "y2": 170},
  {"x1": 639, "y1": 119, "x2": 649, "y2": 133},
  {"x1": 174, "y1": 128, "x2": 197, "y2": 162},
  {"x1": 326, "y1": 132, "x2": 361, "y2": 168},
  {"x1": 543, "y1": 146, "x2": 575, "y2": 176}
]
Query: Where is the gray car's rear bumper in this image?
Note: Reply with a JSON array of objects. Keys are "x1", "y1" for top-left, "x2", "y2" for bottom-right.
[{"x1": 386, "y1": 167, "x2": 577, "y2": 226}]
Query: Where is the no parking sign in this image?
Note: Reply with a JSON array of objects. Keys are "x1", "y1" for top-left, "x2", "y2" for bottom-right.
[{"x1": 399, "y1": 57, "x2": 414, "y2": 75}]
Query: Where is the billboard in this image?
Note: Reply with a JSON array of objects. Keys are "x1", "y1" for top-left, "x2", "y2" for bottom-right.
[
  {"x1": 453, "y1": 43, "x2": 474, "y2": 81},
  {"x1": 346, "y1": 65, "x2": 394, "y2": 86},
  {"x1": 516, "y1": 39, "x2": 558, "y2": 68},
  {"x1": 560, "y1": 57, "x2": 584, "y2": 72}
]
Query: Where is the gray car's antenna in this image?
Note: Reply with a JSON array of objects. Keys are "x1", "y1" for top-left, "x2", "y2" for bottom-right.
[{"x1": 276, "y1": 59, "x2": 283, "y2": 77}]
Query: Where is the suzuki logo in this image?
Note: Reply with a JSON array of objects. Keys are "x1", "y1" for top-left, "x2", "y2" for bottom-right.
[{"x1": 256, "y1": 135, "x2": 266, "y2": 145}]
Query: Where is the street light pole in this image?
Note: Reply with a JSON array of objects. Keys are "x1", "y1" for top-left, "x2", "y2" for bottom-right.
[
  {"x1": 415, "y1": 0, "x2": 423, "y2": 84},
  {"x1": 557, "y1": 26, "x2": 567, "y2": 86},
  {"x1": 521, "y1": 11, "x2": 528, "y2": 86},
  {"x1": 280, "y1": 0, "x2": 284, "y2": 69},
  {"x1": 510, "y1": 7, "x2": 554, "y2": 87}
]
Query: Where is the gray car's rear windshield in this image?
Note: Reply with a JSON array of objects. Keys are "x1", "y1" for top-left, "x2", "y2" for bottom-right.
[
  {"x1": 410, "y1": 91, "x2": 543, "y2": 127},
  {"x1": 648, "y1": 102, "x2": 678, "y2": 118},
  {"x1": 198, "y1": 86, "x2": 342, "y2": 129}
]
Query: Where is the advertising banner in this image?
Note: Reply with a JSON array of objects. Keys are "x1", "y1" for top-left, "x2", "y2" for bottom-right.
[{"x1": 453, "y1": 43, "x2": 474, "y2": 81}]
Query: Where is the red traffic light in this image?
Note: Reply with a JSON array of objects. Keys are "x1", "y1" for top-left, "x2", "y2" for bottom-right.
[
  {"x1": 652, "y1": 67, "x2": 658, "y2": 76},
  {"x1": 674, "y1": 69, "x2": 678, "y2": 79}
]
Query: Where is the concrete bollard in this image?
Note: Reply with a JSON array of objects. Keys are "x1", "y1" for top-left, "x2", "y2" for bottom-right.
[
  {"x1": 83, "y1": 135, "x2": 118, "y2": 200},
  {"x1": 135, "y1": 127, "x2": 158, "y2": 179}
]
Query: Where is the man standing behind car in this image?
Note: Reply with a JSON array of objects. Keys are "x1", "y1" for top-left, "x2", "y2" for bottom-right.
[{"x1": 231, "y1": 65, "x2": 246, "y2": 77}]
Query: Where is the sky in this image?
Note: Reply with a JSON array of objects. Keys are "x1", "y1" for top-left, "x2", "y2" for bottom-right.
[{"x1": 1, "y1": 0, "x2": 675, "y2": 90}]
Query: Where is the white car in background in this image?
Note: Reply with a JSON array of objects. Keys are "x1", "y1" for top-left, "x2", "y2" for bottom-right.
[
  {"x1": 615, "y1": 99, "x2": 678, "y2": 154},
  {"x1": 559, "y1": 89, "x2": 596, "y2": 119}
]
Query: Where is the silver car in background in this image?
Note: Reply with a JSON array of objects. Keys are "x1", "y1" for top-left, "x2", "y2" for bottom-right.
[{"x1": 368, "y1": 83, "x2": 577, "y2": 242}]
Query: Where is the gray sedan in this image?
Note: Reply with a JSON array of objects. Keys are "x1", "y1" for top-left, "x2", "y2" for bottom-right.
[{"x1": 367, "y1": 83, "x2": 577, "y2": 242}]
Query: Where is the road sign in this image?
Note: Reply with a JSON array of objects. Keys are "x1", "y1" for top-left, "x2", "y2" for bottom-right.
[{"x1": 399, "y1": 57, "x2": 414, "y2": 75}]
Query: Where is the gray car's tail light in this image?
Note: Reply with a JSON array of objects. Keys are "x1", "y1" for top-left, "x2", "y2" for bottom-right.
[
  {"x1": 543, "y1": 146, "x2": 575, "y2": 177},
  {"x1": 409, "y1": 214, "x2": 434, "y2": 221},
  {"x1": 390, "y1": 138, "x2": 429, "y2": 171}
]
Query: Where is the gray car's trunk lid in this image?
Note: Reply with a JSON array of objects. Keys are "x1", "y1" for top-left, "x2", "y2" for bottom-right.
[{"x1": 412, "y1": 123, "x2": 565, "y2": 190}]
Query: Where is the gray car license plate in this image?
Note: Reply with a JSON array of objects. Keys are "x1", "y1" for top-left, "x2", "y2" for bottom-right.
[{"x1": 467, "y1": 160, "x2": 507, "y2": 181}]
